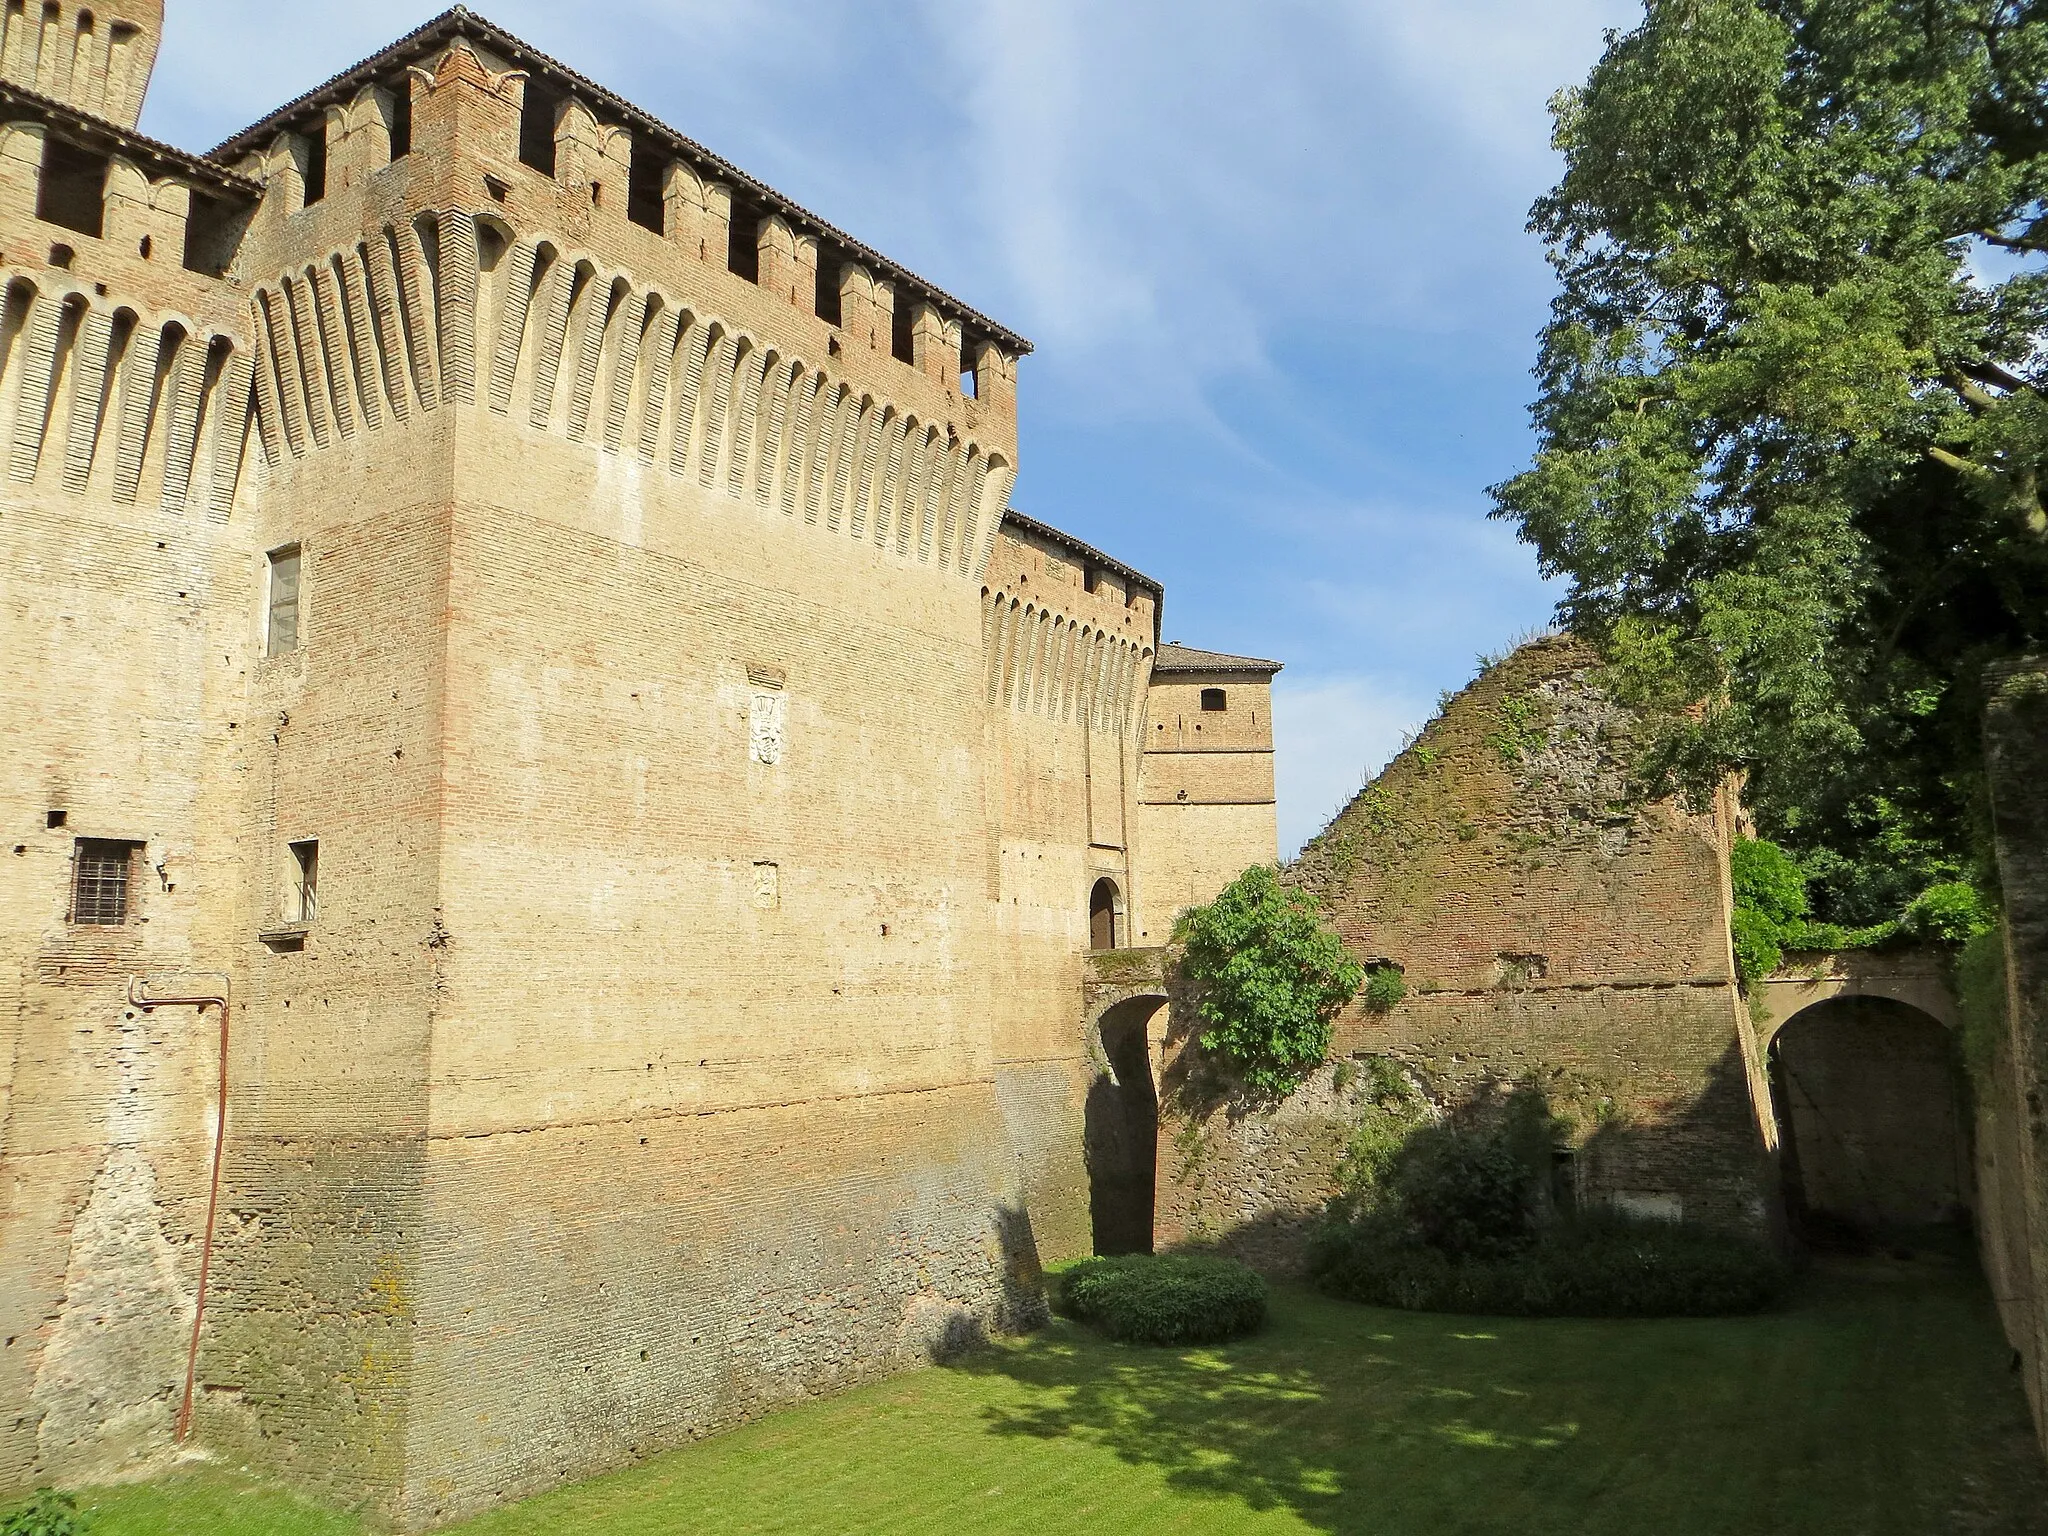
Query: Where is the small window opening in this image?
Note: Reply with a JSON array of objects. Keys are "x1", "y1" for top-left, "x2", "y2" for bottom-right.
[
  {"x1": 1084, "y1": 567, "x2": 1100, "y2": 594},
  {"x1": 627, "y1": 141, "x2": 665, "y2": 233},
  {"x1": 183, "y1": 191, "x2": 247, "y2": 277},
  {"x1": 1089, "y1": 878, "x2": 1121, "y2": 951},
  {"x1": 137, "y1": 234, "x2": 150, "y2": 259},
  {"x1": 484, "y1": 174, "x2": 510, "y2": 202},
  {"x1": 46, "y1": 809, "x2": 67, "y2": 829},
  {"x1": 518, "y1": 81, "x2": 561, "y2": 176},
  {"x1": 289, "y1": 839, "x2": 319, "y2": 924},
  {"x1": 814, "y1": 252, "x2": 843, "y2": 326},
  {"x1": 1201, "y1": 688, "x2": 1227, "y2": 712},
  {"x1": 960, "y1": 337, "x2": 980, "y2": 397},
  {"x1": 726, "y1": 203, "x2": 760, "y2": 282},
  {"x1": 266, "y1": 545, "x2": 302, "y2": 657},
  {"x1": 388, "y1": 82, "x2": 413, "y2": 160},
  {"x1": 890, "y1": 297, "x2": 915, "y2": 363},
  {"x1": 300, "y1": 126, "x2": 327, "y2": 207},
  {"x1": 48, "y1": 243, "x2": 74, "y2": 269},
  {"x1": 72, "y1": 838, "x2": 137, "y2": 925},
  {"x1": 37, "y1": 136, "x2": 107, "y2": 237}
]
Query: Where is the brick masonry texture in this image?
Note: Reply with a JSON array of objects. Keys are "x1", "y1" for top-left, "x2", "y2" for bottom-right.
[
  {"x1": 1973, "y1": 657, "x2": 2048, "y2": 1461},
  {"x1": 0, "y1": 7, "x2": 1274, "y2": 1526},
  {"x1": 1153, "y1": 638, "x2": 1776, "y2": 1272}
]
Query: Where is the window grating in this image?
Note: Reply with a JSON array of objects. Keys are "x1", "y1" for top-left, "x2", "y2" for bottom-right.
[
  {"x1": 267, "y1": 546, "x2": 301, "y2": 656},
  {"x1": 73, "y1": 839, "x2": 134, "y2": 925},
  {"x1": 290, "y1": 839, "x2": 319, "y2": 924}
]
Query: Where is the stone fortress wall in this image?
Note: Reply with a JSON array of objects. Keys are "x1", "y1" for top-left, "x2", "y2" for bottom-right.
[
  {"x1": 0, "y1": 5, "x2": 1278, "y2": 1526},
  {"x1": 1153, "y1": 638, "x2": 1776, "y2": 1270}
]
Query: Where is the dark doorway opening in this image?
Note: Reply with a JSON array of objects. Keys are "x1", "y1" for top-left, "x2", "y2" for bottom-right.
[
  {"x1": 1086, "y1": 998, "x2": 1161, "y2": 1256},
  {"x1": 1770, "y1": 996, "x2": 1969, "y2": 1241},
  {"x1": 1089, "y1": 878, "x2": 1120, "y2": 951}
]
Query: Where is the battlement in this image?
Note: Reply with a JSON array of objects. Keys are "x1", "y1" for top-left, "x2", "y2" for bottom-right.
[
  {"x1": 0, "y1": 0, "x2": 159, "y2": 130},
  {"x1": 207, "y1": 8, "x2": 1027, "y2": 418}
]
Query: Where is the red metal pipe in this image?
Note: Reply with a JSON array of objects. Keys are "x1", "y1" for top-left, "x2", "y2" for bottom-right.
[{"x1": 128, "y1": 976, "x2": 229, "y2": 1445}]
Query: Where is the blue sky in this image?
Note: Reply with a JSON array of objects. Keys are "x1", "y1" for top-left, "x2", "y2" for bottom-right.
[{"x1": 144, "y1": 0, "x2": 1640, "y2": 853}]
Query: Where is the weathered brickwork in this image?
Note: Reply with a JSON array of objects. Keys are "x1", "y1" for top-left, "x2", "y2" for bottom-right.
[
  {"x1": 0, "y1": 7, "x2": 1266, "y2": 1526},
  {"x1": 1974, "y1": 657, "x2": 2048, "y2": 1459},
  {"x1": 1154, "y1": 638, "x2": 1774, "y2": 1271}
]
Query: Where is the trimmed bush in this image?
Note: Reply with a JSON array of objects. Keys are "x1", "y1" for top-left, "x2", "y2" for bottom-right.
[
  {"x1": 1310, "y1": 1214, "x2": 1790, "y2": 1318},
  {"x1": 1057, "y1": 1254, "x2": 1268, "y2": 1345}
]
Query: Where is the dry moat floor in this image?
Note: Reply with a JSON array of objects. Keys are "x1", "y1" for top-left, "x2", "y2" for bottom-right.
[{"x1": 49, "y1": 1246, "x2": 2048, "y2": 1536}]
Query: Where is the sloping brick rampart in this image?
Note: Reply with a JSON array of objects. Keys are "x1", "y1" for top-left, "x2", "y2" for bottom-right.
[{"x1": 1154, "y1": 639, "x2": 1774, "y2": 1271}]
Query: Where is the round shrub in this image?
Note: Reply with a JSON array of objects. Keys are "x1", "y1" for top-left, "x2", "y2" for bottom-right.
[
  {"x1": 1902, "y1": 881, "x2": 1995, "y2": 944},
  {"x1": 1057, "y1": 1254, "x2": 1268, "y2": 1345}
]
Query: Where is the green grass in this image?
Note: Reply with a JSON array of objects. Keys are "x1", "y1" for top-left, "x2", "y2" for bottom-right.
[{"x1": 40, "y1": 1247, "x2": 2048, "y2": 1535}]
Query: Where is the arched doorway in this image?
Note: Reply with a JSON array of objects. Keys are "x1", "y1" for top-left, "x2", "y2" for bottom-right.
[
  {"x1": 1769, "y1": 996, "x2": 1969, "y2": 1235},
  {"x1": 1086, "y1": 997, "x2": 1161, "y2": 1255},
  {"x1": 1089, "y1": 878, "x2": 1121, "y2": 951}
]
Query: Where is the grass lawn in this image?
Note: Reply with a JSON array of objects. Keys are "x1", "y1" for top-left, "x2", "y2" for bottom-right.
[{"x1": 50, "y1": 1245, "x2": 2048, "y2": 1536}]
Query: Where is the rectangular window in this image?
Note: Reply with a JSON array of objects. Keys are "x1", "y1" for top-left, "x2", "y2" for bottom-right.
[
  {"x1": 289, "y1": 839, "x2": 319, "y2": 924},
  {"x1": 519, "y1": 82, "x2": 560, "y2": 176},
  {"x1": 37, "y1": 135, "x2": 108, "y2": 238},
  {"x1": 300, "y1": 126, "x2": 327, "y2": 207},
  {"x1": 72, "y1": 838, "x2": 136, "y2": 925},
  {"x1": 726, "y1": 203, "x2": 761, "y2": 282},
  {"x1": 388, "y1": 82, "x2": 413, "y2": 161},
  {"x1": 627, "y1": 140, "x2": 665, "y2": 233},
  {"x1": 1201, "y1": 688, "x2": 1228, "y2": 712},
  {"x1": 266, "y1": 545, "x2": 301, "y2": 656}
]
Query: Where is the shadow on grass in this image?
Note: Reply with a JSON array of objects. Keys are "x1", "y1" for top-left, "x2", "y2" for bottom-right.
[{"x1": 947, "y1": 1252, "x2": 2048, "y2": 1536}]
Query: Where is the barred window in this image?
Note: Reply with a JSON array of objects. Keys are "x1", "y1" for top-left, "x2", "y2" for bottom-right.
[
  {"x1": 72, "y1": 839, "x2": 137, "y2": 925},
  {"x1": 266, "y1": 545, "x2": 301, "y2": 656},
  {"x1": 289, "y1": 840, "x2": 319, "y2": 924}
]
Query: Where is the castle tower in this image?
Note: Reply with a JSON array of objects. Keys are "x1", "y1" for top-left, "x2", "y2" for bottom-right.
[{"x1": 0, "y1": 0, "x2": 162, "y2": 128}]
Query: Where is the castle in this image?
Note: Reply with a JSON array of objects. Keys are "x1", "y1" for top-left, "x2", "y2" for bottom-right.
[
  {"x1": 7, "y1": 4, "x2": 2035, "y2": 1529},
  {"x1": 0, "y1": 5, "x2": 1282, "y2": 1523}
]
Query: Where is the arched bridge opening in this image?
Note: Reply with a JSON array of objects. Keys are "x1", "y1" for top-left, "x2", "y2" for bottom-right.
[
  {"x1": 1086, "y1": 994, "x2": 1164, "y2": 1256},
  {"x1": 1769, "y1": 995, "x2": 1970, "y2": 1243}
]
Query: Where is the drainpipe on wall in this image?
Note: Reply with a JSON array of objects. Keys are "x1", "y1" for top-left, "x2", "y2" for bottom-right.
[{"x1": 127, "y1": 975, "x2": 230, "y2": 1445}]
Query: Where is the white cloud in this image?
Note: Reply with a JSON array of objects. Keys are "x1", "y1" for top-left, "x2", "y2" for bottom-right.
[{"x1": 1272, "y1": 672, "x2": 1431, "y2": 857}]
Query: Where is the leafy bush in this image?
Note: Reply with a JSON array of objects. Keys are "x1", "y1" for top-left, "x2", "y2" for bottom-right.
[
  {"x1": 1902, "y1": 882, "x2": 1996, "y2": 944},
  {"x1": 1057, "y1": 1254, "x2": 1268, "y2": 1346},
  {"x1": 1361, "y1": 965, "x2": 1407, "y2": 1013},
  {"x1": 1731, "y1": 837, "x2": 1810, "y2": 983},
  {"x1": 1, "y1": 1491, "x2": 90, "y2": 1536},
  {"x1": 1176, "y1": 866, "x2": 1363, "y2": 1097},
  {"x1": 1310, "y1": 1214, "x2": 1790, "y2": 1318}
]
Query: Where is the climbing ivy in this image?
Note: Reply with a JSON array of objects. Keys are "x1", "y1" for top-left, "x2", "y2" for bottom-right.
[{"x1": 1176, "y1": 866, "x2": 1363, "y2": 1099}]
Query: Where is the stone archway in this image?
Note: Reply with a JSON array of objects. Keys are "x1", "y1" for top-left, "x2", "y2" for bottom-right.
[
  {"x1": 1769, "y1": 995, "x2": 1970, "y2": 1233},
  {"x1": 1085, "y1": 995, "x2": 1166, "y2": 1256}
]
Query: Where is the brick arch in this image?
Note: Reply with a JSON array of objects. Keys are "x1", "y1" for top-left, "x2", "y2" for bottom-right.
[{"x1": 1754, "y1": 946, "x2": 1960, "y2": 1052}]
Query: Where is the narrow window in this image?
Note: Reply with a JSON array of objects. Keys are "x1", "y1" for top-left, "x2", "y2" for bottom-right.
[
  {"x1": 1200, "y1": 688, "x2": 1227, "y2": 712},
  {"x1": 72, "y1": 838, "x2": 137, "y2": 925},
  {"x1": 814, "y1": 252, "x2": 843, "y2": 326},
  {"x1": 300, "y1": 126, "x2": 327, "y2": 207},
  {"x1": 266, "y1": 545, "x2": 302, "y2": 656},
  {"x1": 1084, "y1": 567, "x2": 1100, "y2": 595},
  {"x1": 519, "y1": 81, "x2": 560, "y2": 176},
  {"x1": 726, "y1": 203, "x2": 760, "y2": 282},
  {"x1": 890, "y1": 297, "x2": 915, "y2": 363},
  {"x1": 289, "y1": 839, "x2": 319, "y2": 924},
  {"x1": 36, "y1": 136, "x2": 107, "y2": 237},
  {"x1": 388, "y1": 82, "x2": 413, "y2": 161},
  {"x1": 627, "y1": 140, "x2": 665, "y2": 233}
]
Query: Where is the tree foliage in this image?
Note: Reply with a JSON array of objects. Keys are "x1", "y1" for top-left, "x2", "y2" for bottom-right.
[
  {"x1": 1175, "y1": 866, "x2": 1363, "y2": 1098},
  {"x1": 1494, "y1": 0, "x2": 2048, "y2": 923}
]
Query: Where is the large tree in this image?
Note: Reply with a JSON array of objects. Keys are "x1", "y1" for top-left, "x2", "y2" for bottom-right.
[{"x1": 1494, "y1": 0, "x2": 2048, "y2": 923}]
